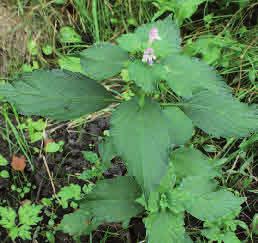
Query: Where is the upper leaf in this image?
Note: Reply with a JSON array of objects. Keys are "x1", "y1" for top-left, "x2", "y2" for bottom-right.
[
  {"x1": 144, "y1": 211, "x2": 186, "y2": 243},
  {"x1": 128, "y1": 60, "x2": 163, "y2": 93},
  {"x1": 80, "y1": 42, "x2": 129, "y2": 80},
  {"x1": 117, "y1": 17, "x2": 181, "y2": 57},
  {"x1": 163, "y1": 107, "x2": 193, "y2": 145},
  {"x1": 170, "y1": 147, "x2": 220, "y2": 179},
  {"x1": 161, "y1": 54, "x2": 230, "y2": 97},
  {"x1": 80, "y1": 176, "x2": 144, "y2": 223},
  {"x1": 110, "y1": 97, "x2": 171, "y2": 195},
  {"x1": 185, "y1": 190, "x2": 245, "y2": 222},
  {"x1": 0, "y1": 70, "x2": 113, "y2": 120},
  {"x1": 182, "y1": 90, "x2": 258, "y2": 137}
]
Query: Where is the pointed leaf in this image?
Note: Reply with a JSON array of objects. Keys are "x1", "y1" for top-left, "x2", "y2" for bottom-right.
[
  {"x1": 128, "y1": 60, "x2": 163, "y2": 93},
  {"x1": 80, "y1": 42, "x2": 129, "y2": 80},
  {"x1": 163, "y1": 107, "x2": 193, "y2": 145},
  {"x1": 0, "y1": 70, "x2": 113, "y2": 120},
  {"x1": 170, "y1": 147, "x2": 220, "y2": 179},
  {"x1": 183, "y1": 90, "x2": 258, "y2": 137},
  {"x1": 80, "y1": 176, "x2": 143, "y2": 223},
  {"x1": 185, "y1": 190, "x2": 246, "y2": 221},
  {"x1": 110, "y1": 98, "x2": 171, "y2": 194},
  {"x1": 144, "y1": 212, "x2": 185, "y2": 243},
  {"x1": 161, "y1": 54, "x2": 230, "y2": 97}
]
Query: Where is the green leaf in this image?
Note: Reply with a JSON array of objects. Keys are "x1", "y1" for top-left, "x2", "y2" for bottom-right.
[
  {"x1": 135, "y1": 16, "x2": 181, "y2": 57},
  {"x1": 179, "y1": 176, "x2": 218, "y2": 196},
  {"x1": 118, "y1": 17, "x2": 181, "y2": 56},
  {"x1": 0, "y1": 70, "x2": 113, "y2": 120},
  {"x1": 170, "y1": 147, "x2": 220, "y2": 179},
  {"x1": 128, "y1": 60, "x2": 163, "y2": 93},
  {"x1": 223, "y1": 232, "x2": 241, "y2": 243},
  {"x1": 185, "y1": 190, "x2": 245, "y2": 221},
  {"x1": 183, "y1": 90, "x2": 258, "y2": 137},
  {"x1": 0, "y1": 155, "x2": 8, "y2": 166},
  {"x1": 18, "y1": 203, "x2": 43, "y2": 226},
  {"x1": 58, "y1": 210, "x2": 98, "y2": 237},
  {"x1": 161, "y1": 54, "x2": 230, "y2": 97},
  {"x1": 110, "y1": 97, "x2": 171, "y2": 194},
  {"x1": 144, "y1": 212, "x2": 185, "y2": 243},
  {"x1": 117, "y1": 33, "x2": 142, "y2": 52},
  {"x1": 98, "y1": 137, "x2": 117, "y2": 163},
  {"x1": 80, "y1": 42, "x2": 129, "y2": 80},
  {"x1": 80, "y1": 176, "x2": 144, "y2": 223},
  {"x1": 58, "y1": 56, "x2": 85, "y2": 74},
  {"x1": 163, "y1": 107, "x2": 193, "y2": 145},
  {"x1": 59, "y1": 26, "x2": 82, "y2": 43}
]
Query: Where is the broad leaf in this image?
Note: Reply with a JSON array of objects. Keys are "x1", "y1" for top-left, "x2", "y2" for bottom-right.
[
  {"x1": 161, "y1": 54, "x2": 230, "y2": 97},
  {"x1": 163, "y1": 107, "x2": 193, "y2": 145},
  {"x1": 80, "y1": 42, "x2": 129, "y2": 80},
  {"x1": 144, "y1": 212, "x2": 186, "y2": 243},
  {"x1": 179, "y1": 176, "x2": 218, "y2": 196},
  {"x1": 80, "y1": 176, "x2": 143, "y2": 223},
  {"x1": 58, "y1": 210, "x2": 98, "y2": 237},
  {"x1": 0, "y1": 70, "x2": 113, "y2": 120},
  {"x1": 183, "y1": 90, "x2": 258, "y2": 137},
  {"x1": 185, "y1": 190, "x2": 246, "y2": 221},
  {"x1": 170, "y1": 147, "x2": 220, "y2": 179},
  {"x1": 117, "y1": 17, "x2": 181, "y2": 56},
  {"x1": 110, "y1": 97, "x2": 171, "y2": 195},
  {"x1": 117, "y1": 33, "x2": 142, "y2": 53},
  {"x1": 128, "y1": 60, "x2": 163, "y2": 93}
]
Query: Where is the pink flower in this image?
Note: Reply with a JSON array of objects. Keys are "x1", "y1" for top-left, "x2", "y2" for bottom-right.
[
  {"x1": 149, "y1": 27, "x2": 161, "y2": 43},
  {"x1": 142, "y1": 47, "x2": 156, "y2": 65}
]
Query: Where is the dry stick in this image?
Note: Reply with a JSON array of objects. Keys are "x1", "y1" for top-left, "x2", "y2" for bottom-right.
[{"x1": 42, "y1": 155, "x2": 57, "y2": 197}]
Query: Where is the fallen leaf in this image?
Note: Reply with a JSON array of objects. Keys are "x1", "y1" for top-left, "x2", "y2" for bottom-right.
[{"x1": 11, "y1": 155, "x2": 26, "y2": 172}]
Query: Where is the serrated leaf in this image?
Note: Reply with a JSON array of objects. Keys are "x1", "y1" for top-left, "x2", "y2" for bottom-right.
[
  {"x1": 58, "y1": 210, "x2": 98, "y2": 237},
  {"x1": 170, "y1": 147, "x2": 220, "y2": 179},
  {"x1": 161, "y1": 54, "x2": 230, "y2": 97},
  {"x1": 110, "y1": 97, "x2": 171, "y2": 194},
  {"x1": 128, "y1": 60, "x2": 163, "y2": 93},
  {"x1": 0, "y1": 70, "x2": 113, "y2": 120},
  {"x1": 80, "y1": 176, "x2": 144, "y2": 223},
  {"x1": 163, "y1": 107, "x2": 193, "y2": 145},
  {"x1": 80, "y1": 42, "x2": 129, "y2": 80},
  {"x1": 185, "y1": 190, "x2": 245, "y2": 221},
  {"x1": 144, "y1": 212, "x2": 185, "y2": 243},
  {"x1": 183, "y1": 90, "x2": 258, "y2": 137}
]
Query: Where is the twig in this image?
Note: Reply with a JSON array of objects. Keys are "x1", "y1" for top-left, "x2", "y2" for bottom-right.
[{"x1": 42, "y1": 155, "x2": 57, "y2": 197}]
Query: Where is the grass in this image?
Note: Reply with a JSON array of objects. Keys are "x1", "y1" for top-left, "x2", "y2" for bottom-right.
[{"x1": 0, "y1": 0, "x2": 257, "y2": 242}]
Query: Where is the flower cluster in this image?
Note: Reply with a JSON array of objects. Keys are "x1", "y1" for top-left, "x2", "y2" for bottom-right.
[{"x1": 142, "y1": 27, "x2": 161, "y2": 65}]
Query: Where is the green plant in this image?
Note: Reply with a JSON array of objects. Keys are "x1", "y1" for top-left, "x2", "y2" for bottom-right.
[
  {"x1": 0, "y1": 154, "x2": 10, "y2": 179},
  {"x1": 0, "y1": 17, "x2": 257, "y2": 241},
  {"x1": 0, "y1": 202, "x2": 43, "y2": 241}
]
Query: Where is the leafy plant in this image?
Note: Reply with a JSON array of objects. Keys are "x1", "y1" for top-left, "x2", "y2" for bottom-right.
[
  {"x1": 0, "y1": 17, "x2": 257, "y2": 241},
  {"x1": 0, "y1": 202, "x2": 43, "y2": 241}
]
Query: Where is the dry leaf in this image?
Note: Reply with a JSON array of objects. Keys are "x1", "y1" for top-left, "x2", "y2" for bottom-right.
[{"x1": 11, "y1": 155, "x2": 26, "y2": 172}]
